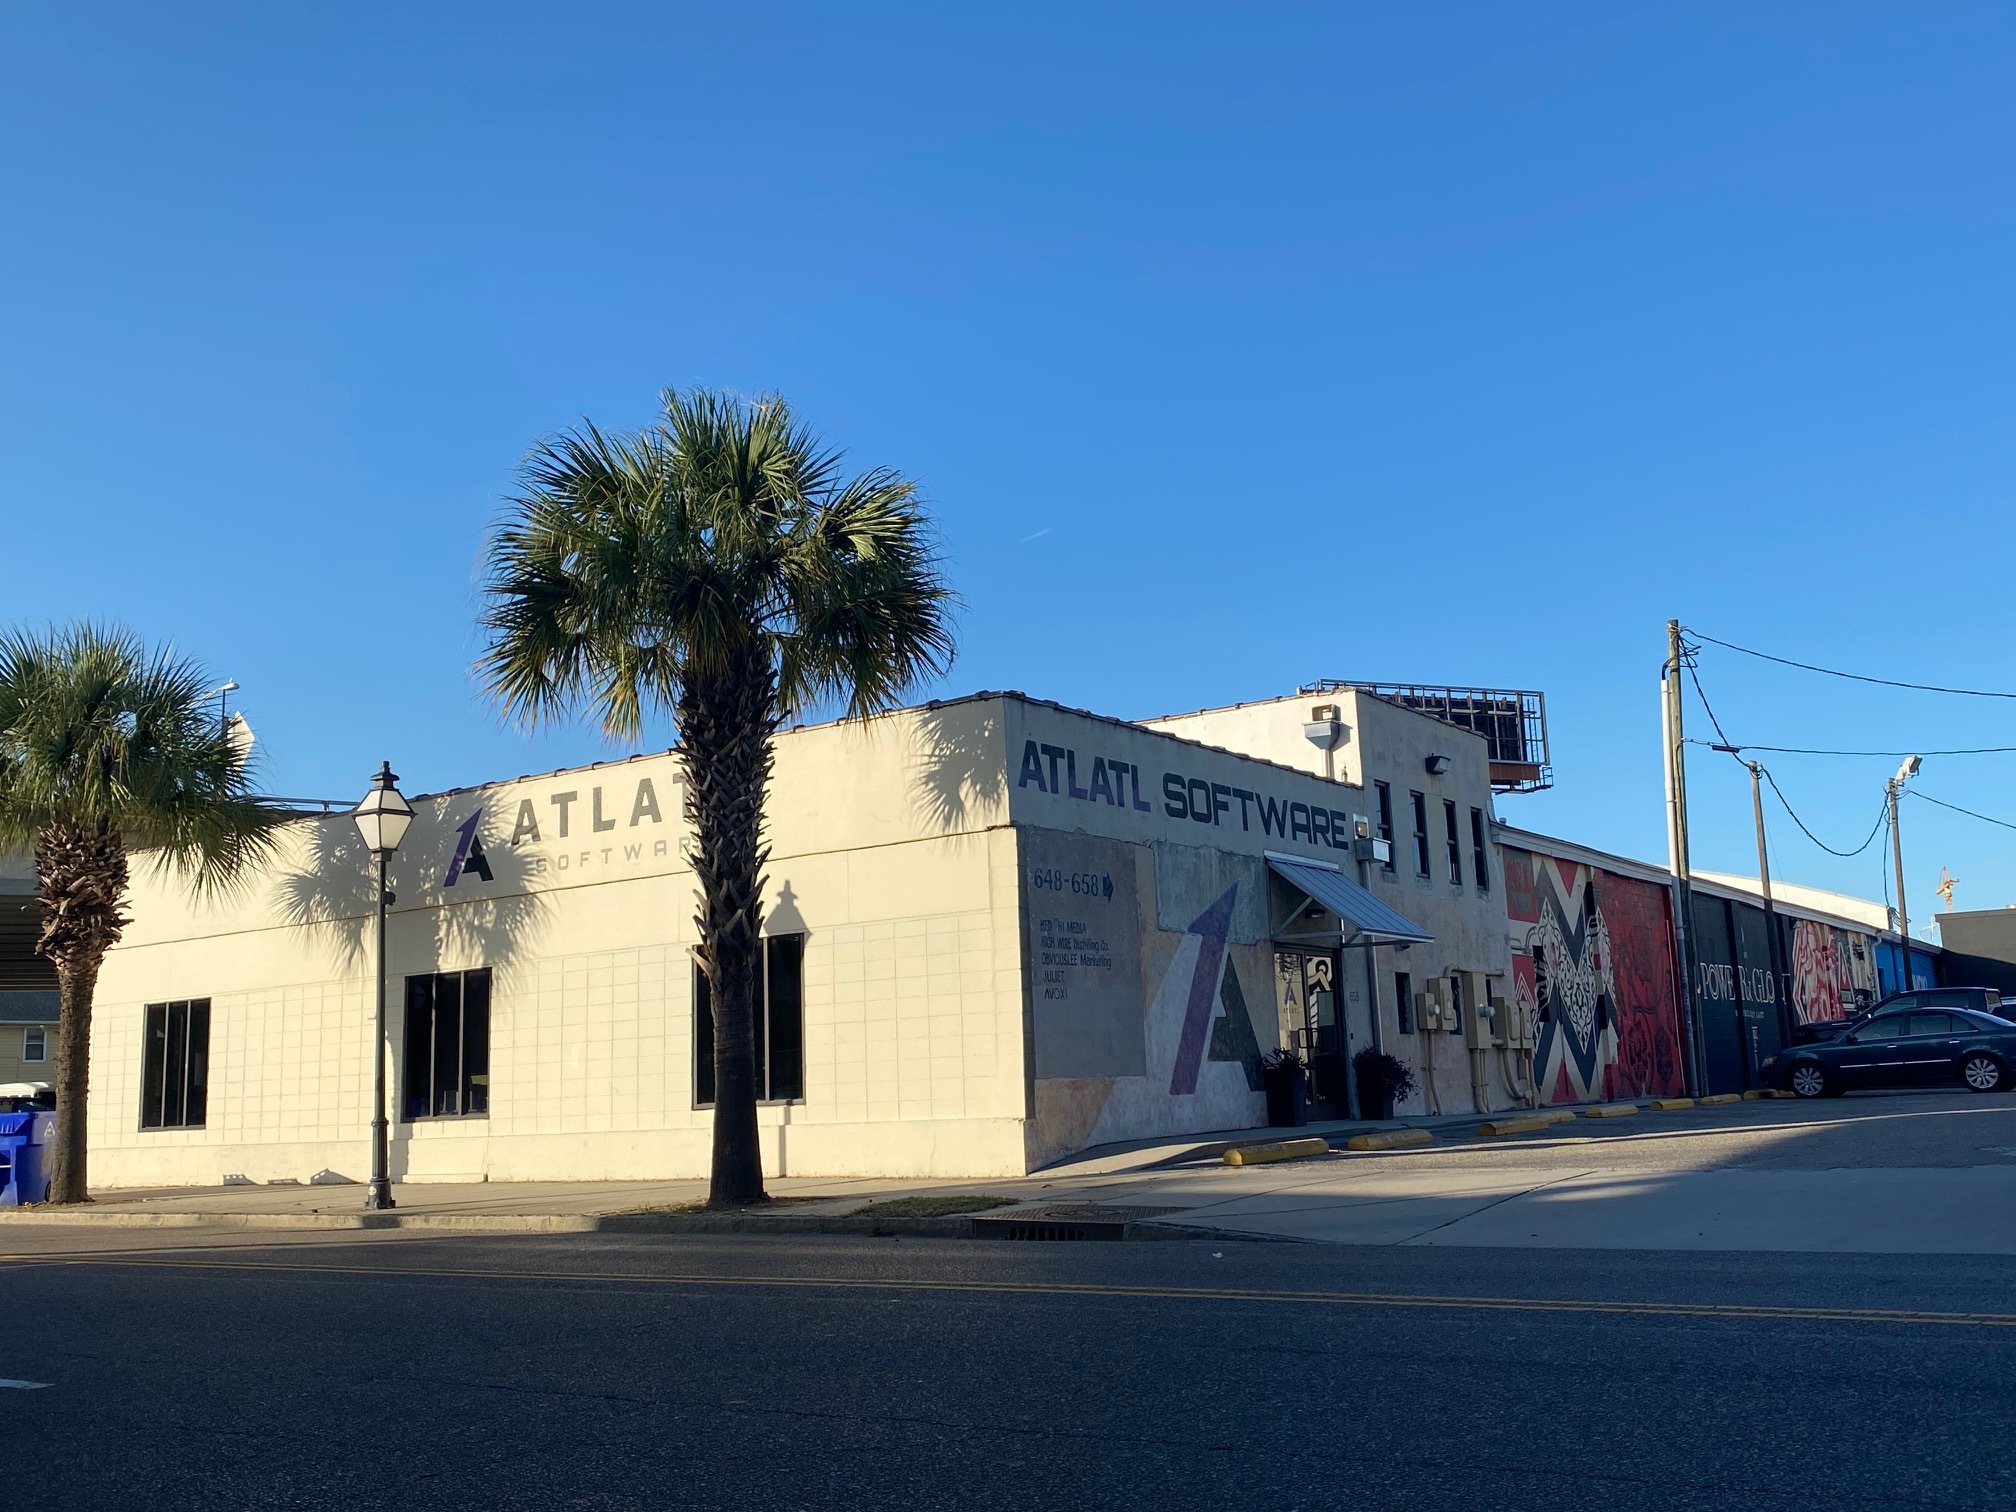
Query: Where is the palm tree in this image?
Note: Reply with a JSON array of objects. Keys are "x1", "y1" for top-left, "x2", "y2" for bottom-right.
[
  {"x1": 478, "y1": 388, "x2": 956, "y2": 1207},
  {"x1": 0, "y1": 623, "x2": 282, "y2": 1203}
]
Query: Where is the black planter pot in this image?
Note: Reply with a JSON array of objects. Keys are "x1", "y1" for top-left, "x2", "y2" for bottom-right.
[
  {"x1": 1355, "y1": 1069, "x2": 1395, "y2": 1122},
  {"x1": 1263, "y1": 1067, "x2": 1308, "y2": 1128}
]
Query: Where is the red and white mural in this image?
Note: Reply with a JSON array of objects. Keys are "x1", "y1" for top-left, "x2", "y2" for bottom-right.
[
  {"x1": 1785, "y1": 917, "x2": 1877, "y2": 1024},
  {"x1": 1505, "y1": 848, "x2": 1685, "y2": 1104}
]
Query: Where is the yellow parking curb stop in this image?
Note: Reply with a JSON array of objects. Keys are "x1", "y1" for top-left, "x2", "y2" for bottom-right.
[
  {"x1": 1345, "y1": 1128, "x2": 1435, "y2": 1152},
  {"x1": 1698, "y1": 1093, "x2": 1743, "y2": 1105},
  {"x1": 1583, "y1": 1103, "x2": 1639, "y2": 1118},
  {"x1": 1647, "y1": 1097, "x2": 1695, "y2": 1111},
  {"x1": 1478, "y1": 1116, "x2": 1561, "y2": 1137},
  {"x1": 1223, "y1": 1137, "x2": 1330, "y2": 1166}
]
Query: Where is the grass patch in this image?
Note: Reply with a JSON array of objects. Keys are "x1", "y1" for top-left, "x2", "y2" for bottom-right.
[
  {"x1": 848, "y1": 1194, "x2": 1018, "y2": 1218},
  {"x1": 611, "y1": 1195, "x2": 836, "y2": 1217}
]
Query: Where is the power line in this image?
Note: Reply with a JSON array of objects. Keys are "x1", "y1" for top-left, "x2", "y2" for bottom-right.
[
  {"x1": 1683, "y1": 739, "x2": 2016, "y2": 758},
  {"x1": 1687, "y1": 628, "x2": 2016, "y2": 700},
  {"x1": 1684, "y1": 652, "x2": 1888, "y2": 858},
  {"x1": 1757, "y1": 766, "x2": 1891, "y2": 858},
  {"x1": 1906, "y1": 788, "x2": 2016, "y2": 835},
  {"x1": 1682, "y1": 653, "x2": 1738, "y2": 751},
  {"x1": 1879, "y1": 808, "x2": 1894, "y2": 921}
]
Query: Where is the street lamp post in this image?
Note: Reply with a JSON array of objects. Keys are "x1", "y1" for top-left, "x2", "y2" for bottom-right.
[{"x1": 352, "y1": 761, "x2": 414, "y2": 1211}]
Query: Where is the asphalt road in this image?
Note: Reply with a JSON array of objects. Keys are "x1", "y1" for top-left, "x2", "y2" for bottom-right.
[{"x1": 5, "y1": 1228, "x2": 2013, "y2": 1511}]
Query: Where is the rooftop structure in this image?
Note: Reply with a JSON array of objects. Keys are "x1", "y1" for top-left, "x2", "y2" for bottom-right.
[{"x1": 1302, "y1": 682, "x2": 1551, "y2": 793}]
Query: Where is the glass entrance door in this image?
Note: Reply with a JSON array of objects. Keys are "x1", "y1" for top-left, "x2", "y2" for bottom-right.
[{"x1": 1275, "y1": 949, "x2": 1348, "y2": 1116}]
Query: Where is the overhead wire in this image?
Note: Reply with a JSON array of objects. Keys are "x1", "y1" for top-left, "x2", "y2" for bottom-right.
[
  {"x1": 1906, "y1": 788, "x2": 2016, "y2": 835},
  {"x1": 1690, "y1": 742, "x2": 2016, "y2": 758},
  {"x1": 1682, "y1": 640, "x2": 1892, "y2": 860},
  {"x1": 1685, "y1": 628, "x2": 2016, "y2": 701},
  {"x1": 1756, "y1": 767, "x2": 1890, "y2": 859}
]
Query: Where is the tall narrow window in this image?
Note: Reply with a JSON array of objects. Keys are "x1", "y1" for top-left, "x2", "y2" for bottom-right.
[
  {"x1": 22, "y1": 1026, "x2": 46, "y2": 1063},
  {"x1": 1444, "y1": 799, "x2": 1463, "y2": 884},
  {"x1": 695, "y1": 934, "x2": 807, "y2": 1107},
  {"x1": 1471, "y1": 808, "x2": 1491, "y2": 892},
  {"x1": 1394, "y1": 972, "x2": 1414, "y2": 1034},
  {"x1": 1374, "y1": 782, "x2": 1396, "y2": 873},
  {"x1": 1409, "y1": 791, "x2": 1431, "y2": 877},
  {"x1": 140, "y1": 999, "x2": 210, "y2": 1129},
  {"x1": 402, "y1": 968, "x2": 491, "y2": 1120}
]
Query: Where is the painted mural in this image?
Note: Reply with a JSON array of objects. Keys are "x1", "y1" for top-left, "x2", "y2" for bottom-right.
[
  {"x1": 1785, "y1": 918, "x2": 1877, "y2": 1024},
  {"x1": 1505, "y1": 849, "x2": 1684, "y2": 1103},
  {"x1": 1029, "y1": 867, "x2": 1269, "y2": 1165}
]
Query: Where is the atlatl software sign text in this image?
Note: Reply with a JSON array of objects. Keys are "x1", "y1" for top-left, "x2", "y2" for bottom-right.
[{"x1": 1016, "y1": 739, "x2": 1362, "y2": 855}]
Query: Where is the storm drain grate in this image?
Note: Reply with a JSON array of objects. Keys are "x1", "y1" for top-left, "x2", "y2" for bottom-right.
[{"x1": 970, "y1": 1204, "x2": 1193, "y2": 1242}]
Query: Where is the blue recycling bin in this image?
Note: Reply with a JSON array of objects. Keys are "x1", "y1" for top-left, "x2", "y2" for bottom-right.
[{"x1": 0, "y1": 1111, "x2": 54, "y2": 1207}]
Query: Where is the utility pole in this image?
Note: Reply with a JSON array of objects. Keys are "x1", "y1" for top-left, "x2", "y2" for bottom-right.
[
  {"x1": 1887, "y1": 755, "x2": 1921, "y2": 991},
  {"x1": 1663, "y1": 620, "x2": 1703, "y2": 1095},
  {"x1": 1747, "y1": 760, "x2": 1789, "y2": 1046}
]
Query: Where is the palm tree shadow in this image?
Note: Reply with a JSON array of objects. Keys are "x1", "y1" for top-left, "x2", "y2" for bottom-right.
[
  {"x1": 271, "y1": 808, "x2": 547, "y2": 974},
  {"x1": 908, "y1": 701, "x2": 1008, "y2": 837}
]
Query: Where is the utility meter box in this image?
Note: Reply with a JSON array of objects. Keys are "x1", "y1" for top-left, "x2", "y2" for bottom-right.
[
  {"x1": 1463, "y1": 973, "x2": 1497, "y2": 1049},
  {"x1": 1411, "y1": 987, "x2": 1443, "y2": 1040},
  {"x1": 1420, "y1": 978, "x2": 1449, "y2": 1032}
]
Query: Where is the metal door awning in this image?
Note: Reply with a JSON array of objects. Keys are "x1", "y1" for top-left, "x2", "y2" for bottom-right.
[{"x1": 1266, "y1": 853, "x2": 1434, "y2": 946}]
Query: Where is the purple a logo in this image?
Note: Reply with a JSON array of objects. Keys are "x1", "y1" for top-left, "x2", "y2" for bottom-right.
[{"x1": 443, "y1": 809, "x2": 494, "y2": 888}]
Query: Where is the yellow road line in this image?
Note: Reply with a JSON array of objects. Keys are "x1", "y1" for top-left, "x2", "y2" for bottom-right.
[{"x1": 6, "y1": 1254, "x2": 2016, "y2": 1330}]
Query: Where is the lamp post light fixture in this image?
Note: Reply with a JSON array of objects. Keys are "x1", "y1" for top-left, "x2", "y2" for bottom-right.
[{"x1": 352, "y1": 761, "x2": 414, "y2": 1211}]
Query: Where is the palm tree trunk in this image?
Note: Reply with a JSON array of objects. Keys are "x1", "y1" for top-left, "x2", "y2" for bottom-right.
[
  {"x1": 35, "y1": 819, "x2": 129, "y2": 1206},
  {"x1": 47, "y1": 955, "x2": 99, "y2": 1203},
  {"x1": 681, "y1": 648, "x2": 778, "y2": 1208}
]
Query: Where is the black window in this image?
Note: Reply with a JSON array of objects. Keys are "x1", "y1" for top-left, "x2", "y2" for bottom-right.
[
  {"x1": 1471, "y1": 808, "x2": 1490, "y2": 892},
  {"x1": 22, "y1": 1026, "x2": 45, "y2": 1063},
  {"x1": 1375, "y1": 783, "x2": 1396, "y2": 873},
  {"x1": 1410, "y1": 791, "x2": 1431, "y2": 876},
  {"x1": 1849, "y1": 1013, "x2": 1910, "y2": 1044},
  {"x1": 141, "y1": 999, "x2": 209, "y2": 1129},
  {"x1": 1923, "y1": 990, "x2": 1985, "y2": 1012},
  {"x1": 1395, "y1": 972, "x2": 1413, "y2": 1034},
  {"x1": 402, "y1": 969, "x2": 490, "y2": 1120},
  {"x1": 1444, "y1": 800, "x2": 1462, "y2": 884},
  {"x1": 1907, "y1": 1012, "x2": 1967, "y2": 1037},
  {"x1": 695, "y1": 934, "x2": 807, "y2": 1107}
]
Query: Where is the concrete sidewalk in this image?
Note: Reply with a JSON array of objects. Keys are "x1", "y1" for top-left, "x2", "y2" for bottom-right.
[
  {"x1": 0, "y1": 1106, "x2": 1510, "y2": 1229},
  {"x1": 12, "y1": 1091, "x2": 2016, "y2": 1252}
]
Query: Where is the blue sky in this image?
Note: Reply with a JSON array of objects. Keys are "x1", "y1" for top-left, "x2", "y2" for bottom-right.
[{"x1": 4, "y1": 3, "x2": 2014, "y2": 931}]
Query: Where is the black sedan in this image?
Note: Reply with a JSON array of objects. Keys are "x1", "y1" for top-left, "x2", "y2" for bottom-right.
[{"x1": 1766, "y1": 1007, "x2": 2016, "y2": 1098}]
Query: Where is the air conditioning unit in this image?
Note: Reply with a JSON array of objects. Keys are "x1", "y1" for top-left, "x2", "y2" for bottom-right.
[{"x1": 1353, "y1": 837, "x2": 1393, "y2": 864}]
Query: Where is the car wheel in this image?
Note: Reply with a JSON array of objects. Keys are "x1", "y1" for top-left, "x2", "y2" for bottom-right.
[
  {"x1": 1961, "y1": 1054, "x2": 2005, "y2": 1093},
  {"x1": 1789, "y1": 1062, "x2": 1829, "y2": 1099}
]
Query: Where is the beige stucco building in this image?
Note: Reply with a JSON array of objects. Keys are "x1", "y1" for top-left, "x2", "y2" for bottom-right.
[
  {"x1": 82, "y1": 688, "x2": 1519, "y2": 1190},
  {"x1": 1143, "y1": 687, "x2": 1518, "y2": 1118}
]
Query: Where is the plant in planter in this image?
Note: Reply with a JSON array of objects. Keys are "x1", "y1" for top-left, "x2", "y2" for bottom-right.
[
  {"x1": 1352, "y1": 1047, "x2": 1419, "y2": 1120},
  {"x1": 1259, "y1": 1047, "x2": 1309, "y2": 1128}
]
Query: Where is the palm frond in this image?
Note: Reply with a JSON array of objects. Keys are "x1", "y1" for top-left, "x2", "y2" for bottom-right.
[
  {"x1": 477, "y1": 385, "x2": 958, "y2": 741},
  {"x1": 0, "y1": 621, "x2": 285, "y2": 888}
]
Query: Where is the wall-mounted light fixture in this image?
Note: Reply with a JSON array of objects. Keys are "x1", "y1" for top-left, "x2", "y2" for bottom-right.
[{"x1": 1303, "y1": 704, "x2": 1343, "y2": 751}]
